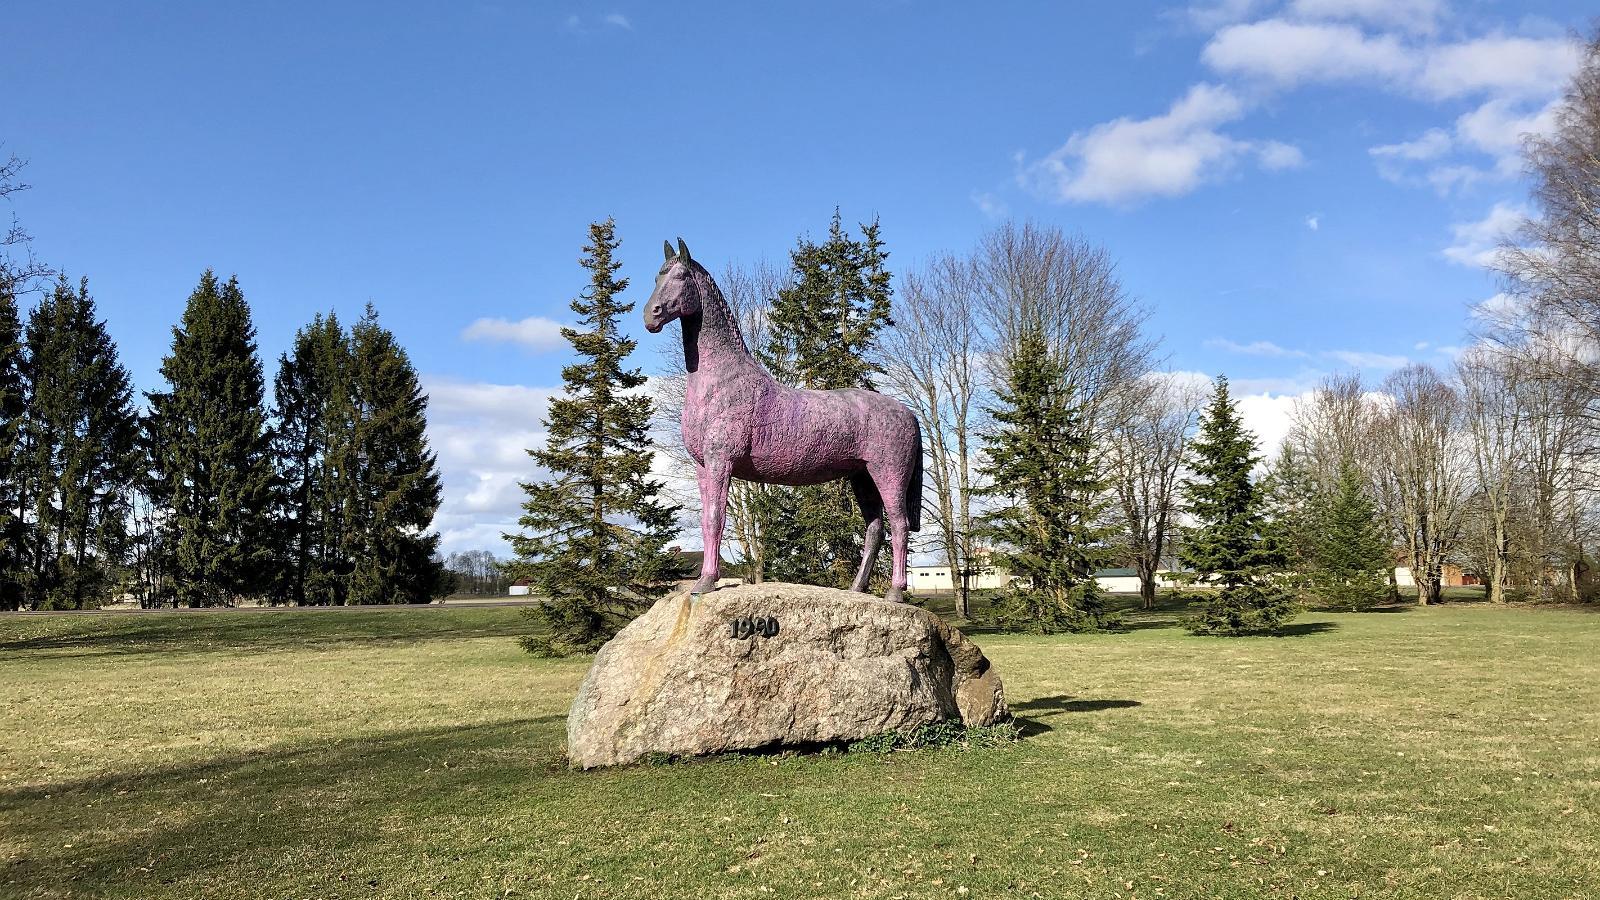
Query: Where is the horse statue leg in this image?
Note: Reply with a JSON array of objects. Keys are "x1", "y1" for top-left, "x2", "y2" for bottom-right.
[
  {"x1": 870, "y1": 468, "x2": 911, "y2": 603},
  {"x1": 848, "y1": 473, "x2": 884, "y2": 594},
  {"x1": 693, "y1": 458, "x2": 733, "y2": 594}
]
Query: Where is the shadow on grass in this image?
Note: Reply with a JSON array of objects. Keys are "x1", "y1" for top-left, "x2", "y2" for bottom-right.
[
  {"x1": 1273, "y1": 621, "x2": 1339, "y2": 637},
  {"x1": 1009, "y1": 695, "x2": 1141, "y2": 738},
  {"x1": 0, "y1": 610, "x2": 529, "y2": 658},
  {"x1": 1011, "y1": 695, "x2": 1143, "y2": 716},
  {"x1": 1116, "y1": 617, "x2": 1186, "y2": 632},
  {"x1": 1014, "y1": 717, "x2": 1054, "y2": 737},
  {"x1": 0, "y1": 717, "x2": 579, "y2": 894}
]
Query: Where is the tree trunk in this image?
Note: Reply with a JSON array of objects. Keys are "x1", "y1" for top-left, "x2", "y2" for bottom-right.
[{"x1": 1139, "y1": 572, "x2": 1156, "y2": 610}]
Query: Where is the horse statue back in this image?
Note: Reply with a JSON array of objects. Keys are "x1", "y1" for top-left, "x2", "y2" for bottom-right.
[{"x1": 644, "y1": 239, "x2": 922, "y2": 602}]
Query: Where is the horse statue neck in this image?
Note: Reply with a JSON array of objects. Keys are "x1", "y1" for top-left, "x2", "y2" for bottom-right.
[{"x1": 683, "y1": 268, "x2": 758, "y2": 376}]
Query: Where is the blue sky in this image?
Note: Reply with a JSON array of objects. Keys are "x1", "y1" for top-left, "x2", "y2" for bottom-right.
[{"x1": 3, "y1": 0, "x2": 1589, "y2": 553}]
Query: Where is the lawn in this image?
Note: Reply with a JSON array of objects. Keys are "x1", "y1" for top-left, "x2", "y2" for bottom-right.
[{"x1": 2, "y1": 599, "x2": 1597, "y2": 899}]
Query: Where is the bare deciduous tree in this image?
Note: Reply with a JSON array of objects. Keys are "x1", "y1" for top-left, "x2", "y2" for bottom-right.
[
  {"x1": 1493, "y1": 31, "x2": 1600, "y2": 451},
  {"x1": 1107, "y1": 374, "x2": 1203, "y2": 609},
  {"x1": 973, "y1": 222, "x2": 1156, "y2": 441},
  {"x1": 1457, "y1": 347, "x2": 1526, "y2": 604},
  {"x1": 1370, "y1": 365, "x2": 1470, "y2": 605},
  {"x1": 882, "y1": 254, "x2": 984, "y2": 616},
  {"x1": 1287, "y1": 372, "x2": 1376, "y2": 488},
  {"x1": 1506, "y1": 343, "x2": 1592, "y2": 600},
  {"x1": 0, "y1": 154, "x2": 54, "y2": 295}
]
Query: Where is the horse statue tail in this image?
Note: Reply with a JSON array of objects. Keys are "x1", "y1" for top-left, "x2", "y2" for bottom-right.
[{"x1": 907, "y1": 422, "x2": 924, "y2": 533}]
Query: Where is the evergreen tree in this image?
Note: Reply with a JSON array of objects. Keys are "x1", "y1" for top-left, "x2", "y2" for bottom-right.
[
  {"x1": 1260, "y1": 444, "x2": 1320, "y2": 585},
  {"x1": 18, "y1": 276, "x2": 140, "y2": 610},
  {"x1": 0, "y1": 284, "x2": 25, "y2": 610},
  {"x1": 144, "y1": 271, "x2": 277, "y2": 606},
  {"x1": 271, "y1": 313, "x2": 352, "y2": 605},
  {"x1": 343, "y1": 305, "x2": 447, "y2": 604},
  {"x1": 508, "y1": 219, "x2": 679, "y2": 655},
  {"x1": 1310, "y1": 458, "x2": 1394, "y2": 611},
  {"x1": 754, "y1": 211, "x2": 893, "y2": 587},
  {"x1": 1180, "y1": 376, "x2": 1295, "y2": 634},
  {"x1": 976, "y1": 326, "x2": 1112, "y2": 632}
]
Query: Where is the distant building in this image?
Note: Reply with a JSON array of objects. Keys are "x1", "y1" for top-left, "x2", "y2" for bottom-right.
[
  {"x1": 1392, "y1": 564, "x2": 1475, "y2": 588},
  {"x1": 907, "y1": 561, "x2": 1188, "y2": 593},
  {"x1": 908, "y1": 563, "x2": 1014, "y2": 591},
  {"x1": 1091, "y1": 568, "x2": 1186, "y2": 593},
  {"x1": 508, "y1": 579, "x2": 532, "y2": 597}
]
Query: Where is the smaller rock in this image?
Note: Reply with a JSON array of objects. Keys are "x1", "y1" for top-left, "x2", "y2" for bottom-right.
[{"x1": 566, "y1": 582, "x2": 1008, "y2": 768}]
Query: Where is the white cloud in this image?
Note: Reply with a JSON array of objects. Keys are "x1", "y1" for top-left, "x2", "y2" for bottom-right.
[
  {"x1": 1184, "y1": 0, "x2": 1273, "y2": 31},
  {"x1": 971, "y1": 190, "x2": 1008, "y2": 219},
  {"x1": 1321, "y1": 349, "x2": 1410, "y2": 369},
  {"x1": 1469, "y1": 291, "x2": 1524, "y2": 325},
  {"x1": 1148, "y1": 371, "x2": 1318, "y2": 456},
  {"x1": 1358, "y1": 42, "x2": 1573, "y2": 191},
  {"x1": 1229, "y1": 372, "x2": 1327, "y2": 395},
  {"x1": 1257, "y1": 141, "x2": 1306, "y2": 169},
  {"x1": 1206, "y1": 337, "x2": 1310, "y2": 358},
  {"x1": 1371, "y1": 128, "x2": 1452, "y2": 162},
  {"x1": 1287, "y1": 0, "x2": 1443, "y2": 34},
  {"x1": 460, "y1": 315, "x2": 568, "y2": 351},
  {"x1": 1202, "y1": 20, "x2": 1412, "y2": 87},
  {"x1": 1442, "y1": 202, "x2": 1524, "y2": 267},
  {"x1": 1021, "y1": 83, "x2": 1301, "y2": 205},
  {"x1": 423, "y1": 377, "x2": 559, "y2": 555},
  {"x1": 603, "y1": 12, "x2": 631, "y2": 29},
  {"x1": 1419, "y1": 35, "x2": 1582, "y2": 101},
  {"x1": 1304, "y1": 214, "x2": 1320, "y2": 231},
  {"x1": 1205, "y1": 21, "x2": 1579, "y2": 101},
  {"x1": 1453, "y1": 96, "x2": 1559, "y2": 178},
  {"x1": 1370, "y1": 128, "x2": 1467, "y2": 188},
  {"x1": 1235, "y1": 390, "x2": 1304, "y2": 457}
]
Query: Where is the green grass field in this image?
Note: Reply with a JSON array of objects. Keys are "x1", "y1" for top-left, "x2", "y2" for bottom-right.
[{"x1": 3, "y1": 599, "x2": 1598, "y2": 899}]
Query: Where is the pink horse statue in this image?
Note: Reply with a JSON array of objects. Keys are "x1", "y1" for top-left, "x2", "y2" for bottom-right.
[{"x1": 644, "y1": 238, "x2": 923, "y2": 602}]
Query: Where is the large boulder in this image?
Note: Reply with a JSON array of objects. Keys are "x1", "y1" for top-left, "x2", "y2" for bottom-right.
[{"x1": 566, "y1": 582, "x2": 1008, "y2": 768}]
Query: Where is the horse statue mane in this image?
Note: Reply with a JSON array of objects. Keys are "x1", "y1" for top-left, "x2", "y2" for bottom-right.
[{"x1": 644, "y1": 238, "x2": 923, "y2": 602}]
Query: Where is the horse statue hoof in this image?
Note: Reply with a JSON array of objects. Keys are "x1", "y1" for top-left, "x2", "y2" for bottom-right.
[
  {"x1": 691, "y1": 576, "x2": 721, "y2": 595},
  {"x1": 883, "y1": 587, "x2": 906, "y2": 604}
]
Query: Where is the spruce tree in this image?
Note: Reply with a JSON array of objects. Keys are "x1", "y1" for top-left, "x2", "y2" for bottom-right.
[
  {"x1": 1311, "y1": 458, "x2": 1394, "y2": 611},
  {"x1": 1259, "y1": 444, "x2": 1320, "y2": 596},
  {"x1": 1180, "y1": 376, "x2": 1295, "y2": 634},
  {"x1": 508, "y1": 219, "x2": 679, "y2": 655},
  {"x1": 271, "y1": 313, "x2": 352, "y2": 606},
  {"x1": 19, "y1": 276, "x2": 140, "y2": 610},
  {"x1": 754, "y1": 211, "x2": 893, "y2": 587},
  {"x1": 343, "y1": 305, "x2": 447, "y2": 605},
  {"x1": 976, "y1": 327, "x2": 1112, "y2": 632},
  {"x1": 0, "y1": 284, "x2": 24, "y2": 610},
  {"x1": 145, "y1": 272, "x2": 277, "y2": 607}
]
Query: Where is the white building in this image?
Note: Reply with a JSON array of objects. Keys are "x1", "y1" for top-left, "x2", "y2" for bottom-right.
[
  {"x1": 1091, "y1": 568, "x2": 1186, "y2": 593},
  {"x1": 909, "y1": 563, "x2": 1188, "y2": 594},
  {"x1": 908, "y1": 564, "x2": 1015, "y2": 591}
]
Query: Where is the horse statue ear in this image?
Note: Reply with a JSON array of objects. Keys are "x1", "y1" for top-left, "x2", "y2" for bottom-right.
[
  {"x1": 677, "y1": 238, "x2": 692, "y2": 264},
  {"x1": 663, "y1": 240, "x2": 675, "y2": 261}
]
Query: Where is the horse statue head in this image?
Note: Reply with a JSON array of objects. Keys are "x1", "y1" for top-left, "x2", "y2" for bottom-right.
[{"x1": 644, "y1": 238, "x2": 703, "y2": 334}]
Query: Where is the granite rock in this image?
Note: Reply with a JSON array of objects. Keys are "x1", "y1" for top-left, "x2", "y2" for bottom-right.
[{"x1": 566, "y1": 582, "x2": 1008, "y2": 768}]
